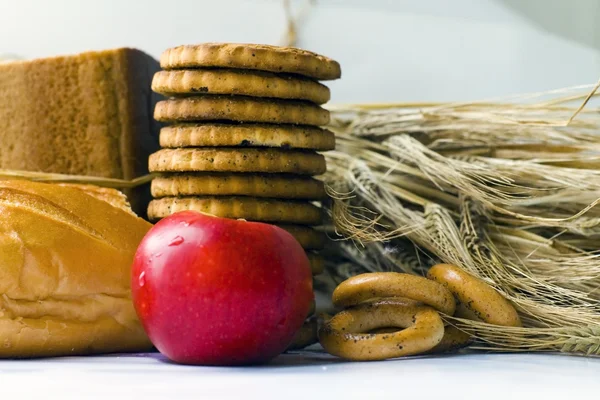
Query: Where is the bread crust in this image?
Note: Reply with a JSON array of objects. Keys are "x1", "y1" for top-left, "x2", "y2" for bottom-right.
[
  {"x1": 0, "y1": 181, "x2": 153, "y2": 357},
  {"x1": 0, "y1": 48, "x2": 160, "y2": 180},
  {"x1": 0, "y1": 48, "x2": 162, "y2": 217}
]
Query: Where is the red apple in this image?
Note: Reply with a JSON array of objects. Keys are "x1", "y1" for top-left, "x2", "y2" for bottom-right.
[{"x1": 131, "y1": 211, "x2": 313, "y2": 365}]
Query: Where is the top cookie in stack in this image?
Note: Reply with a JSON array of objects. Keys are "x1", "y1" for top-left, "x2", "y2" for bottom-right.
[{"x1": 148, "y1": 43, "x2": 341, "y2": 275}]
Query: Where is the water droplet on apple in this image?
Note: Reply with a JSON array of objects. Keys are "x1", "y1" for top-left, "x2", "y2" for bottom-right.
[
  {"x1": 180, "y1": 221, "x2": 190, "y2": 227},
  {"x1": 138, "y1": 271, "x2": 146, "y2": 287},
  {"x1": 154, "y1": 252, "x2": 162, "y2": 258},
  {"x1": 169, "y1": 236, "x2": 184, "y2": 246}
]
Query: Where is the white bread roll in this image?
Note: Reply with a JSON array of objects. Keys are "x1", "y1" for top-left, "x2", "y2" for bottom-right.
[{"x1": 0, "y1": 180, "x2": 153, "y2": 357}]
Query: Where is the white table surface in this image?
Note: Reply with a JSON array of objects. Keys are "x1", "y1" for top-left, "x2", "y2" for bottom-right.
[{"x1": 2, "y1": 349, "x2": 599, "y2": 400}]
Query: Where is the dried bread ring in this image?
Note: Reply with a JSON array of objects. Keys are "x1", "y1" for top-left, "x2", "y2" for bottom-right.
[
  {"x1": 318, "y1": 299, "x2": 444, "y2": 361},
  {"x1": 366, "y1": 300, "x2": 423, "y2": 333},
  {"x1": 287, "y1": 318, "x2": 318, "y2": 351},
  {"x1": 369, "y1": 327, "x2": 400, "y2": 334},
  {"x1": 455, "y1": 301, "x2": 481, "y2": 321},
  {"x1": 426, "y1": 326, "x2": 472, "y2": 354},
  {"x1": 371, "y1": 325, "x2": 472, "y2": 354},
  {"x1": 427, "y1": 264, "x2": 521, "y2": 327},
  {"x1": 332, "y1": 272, "x2": 456, "y2": 316}
]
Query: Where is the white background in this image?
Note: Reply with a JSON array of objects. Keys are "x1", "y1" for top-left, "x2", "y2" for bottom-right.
[
  {"x1": 3, "y1": 352, "x2": 600, "y2": 400},
  {"x1": 1, "y1": 0, "x2": 600, "y2": 103}
]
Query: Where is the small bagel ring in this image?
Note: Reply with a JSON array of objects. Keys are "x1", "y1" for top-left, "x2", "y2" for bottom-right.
[
  {"x1": 455, "y1": 301, "x2": 481, "y2": 321},
  {"x1": 373, "y1": 325, "x2": 472, "y2": 354},
  {"x1": 287, "y1": 318, "x2": 318, "y2": 351},
  {"x1": 332, "y1": 272, "x2": 456, "y2": 315},
  {"x1": 318, "y1": 299, "x2": 444, "y2": 361},
  {"x1": 427, "y1": 264, "x2": 521, "y2": 327},
  {"x1": 426, "y1": 326, "x2": 472, "y2": 354}
]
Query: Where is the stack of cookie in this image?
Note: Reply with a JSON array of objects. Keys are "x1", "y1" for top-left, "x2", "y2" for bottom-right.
[{"x1": 148, "y1": 43, "x2": 341, "y2": 347}]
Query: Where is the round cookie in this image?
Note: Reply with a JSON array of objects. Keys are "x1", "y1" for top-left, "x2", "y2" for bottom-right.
[
  {"x1": 154, "y1": 96, "x2": 330, "y2": 126},
  {"x1": 149, "y1": 148, "x2": 326, "y2": 176},
  {"x1": 159, "y1": 123, "x2": 336, "y2": 151},
  {"x1": 152, "y1": 69, "x2": 330, "y2": 104},
  {"x1": 147, "y1": 196, "x2": 322, "y2": 225},
  {"x1": 307, "y1": 252, "x2": 324, "y2": 275},
  {"x1": 160, "y1": 43, "x2": 341, "y2": 81},
  {"x1": 276, "y1": 225, "x2": 326, "y2": 250},
  {"x1": 151, "y1": 174, "x2": 325, "y2": 200}
]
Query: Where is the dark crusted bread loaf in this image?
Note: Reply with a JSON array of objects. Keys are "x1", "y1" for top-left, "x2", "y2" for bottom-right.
[{"x1": 0, "y1": 48, "x2": 162, "y2": 215}]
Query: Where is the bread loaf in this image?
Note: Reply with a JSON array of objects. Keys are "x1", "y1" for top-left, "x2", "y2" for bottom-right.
[
  {"x1": 0, "y1": 180, "x2": 153, "y2": 357},
  {"x1": 0, "y1": 48, "x2": 162, "y2": 215}
]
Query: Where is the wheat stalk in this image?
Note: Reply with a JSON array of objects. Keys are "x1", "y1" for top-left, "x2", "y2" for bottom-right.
[
  {"x1": 447, "y1": 318, "x2": 600, "y2": 355},
  {"x1": 0, "y1": 169, "x2": 154, "y2": 188},
  {"x1": 323, "y1": 84, "x2": 600, "y2": 355}
]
